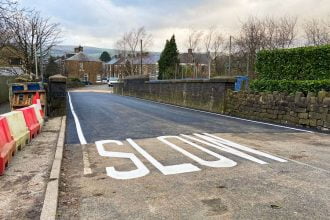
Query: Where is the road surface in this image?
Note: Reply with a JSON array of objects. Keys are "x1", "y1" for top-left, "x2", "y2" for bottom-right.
[{"x1": 58, "y1": 89, "x2": 330, "y2": 219}]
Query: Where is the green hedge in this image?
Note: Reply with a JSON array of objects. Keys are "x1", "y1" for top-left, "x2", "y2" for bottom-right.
[
  {"x1": 250, "y1": 80, "x2": 330, "y2": 94},
  {"x1": 256, "y1": 45, "x2": 330, "y2": 80}
]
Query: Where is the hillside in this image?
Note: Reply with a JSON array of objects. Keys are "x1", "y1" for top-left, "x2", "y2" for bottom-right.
[{"x1": 50, "y1": 45, "x2": 117, "y2": 59}]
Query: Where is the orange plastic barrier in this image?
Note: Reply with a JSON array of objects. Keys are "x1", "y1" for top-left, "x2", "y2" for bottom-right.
[
  {"x1": 17, "y1": 106, "x2": 40, "y2": 139},
  {"x1": 0, "y1": 117, "x2": 16, "y2": 175}
]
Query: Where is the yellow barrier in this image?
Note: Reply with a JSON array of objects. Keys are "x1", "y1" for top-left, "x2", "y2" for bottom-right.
[
  {"x1": 31, "y1": 104, "x2": 44, "y2": 129},
  {"x1": 1, "y1": 111, "x2": 30, "y2": 150}
]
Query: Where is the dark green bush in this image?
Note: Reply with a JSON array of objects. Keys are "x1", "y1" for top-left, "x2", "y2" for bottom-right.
[
  {"x1": 256, "y1": 45, "x2": 330, "y2": 80},
  {"x1": 68, "y1": 77, "x2": 81, "y2": 82},
  {"x1": 250, "y1": 80, "x2": 330, "y2": 94}
]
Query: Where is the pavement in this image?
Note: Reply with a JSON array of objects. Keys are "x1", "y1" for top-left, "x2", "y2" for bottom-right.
[
  {"x1": 0, "y1": 117, "x2": 63, "y2": 219},
  {"x1": 58, "y1": 87, "x2": 330, "y2": 219}
]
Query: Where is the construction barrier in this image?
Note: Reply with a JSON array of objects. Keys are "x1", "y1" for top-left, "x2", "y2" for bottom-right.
[
  {"x1": 0, "y1": 117, "x2": 16, "y2": 175},
  {"x1": 0, "y1": 88, "x2": 48, "y2": 174},
  {"x1": 31, "y1": 104, "x2": 44, "y2": 128},
  {"x1": 1, "y1": 111, "x2": 30, "y2": 151},
  {"x1": 17, "y1": 106, "x2": 40, "y2": 140}
]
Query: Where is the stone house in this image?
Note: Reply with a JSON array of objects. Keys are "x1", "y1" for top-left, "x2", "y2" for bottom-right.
[
  {"x1": 179, "y1": 49, "x2": 210, "y2": 78},
  {"x1": 64, "y1": 46, "x2": 103, "y2": 83},
  {"x1": 0, "y1": 45, "x2": 25, "y2": 76},
  {"x1": 104, "y1": 53, "x2": 159, "y2": 79}
]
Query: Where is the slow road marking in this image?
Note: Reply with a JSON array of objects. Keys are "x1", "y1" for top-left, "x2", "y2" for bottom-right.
[{"x1": 95, "y1": 133, "x2": 287, "y2": 180}]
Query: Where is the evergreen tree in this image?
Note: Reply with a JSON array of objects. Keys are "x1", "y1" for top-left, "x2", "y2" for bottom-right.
[
  {"x1": 158, "y1": 35, "x2": 179, "y2": 79},
  {"x1": 99, "y1": 51, "x2": 111, "y2": 62},
  {"x1": 44, "y1": 56, "x2": 60, "y2": 79}
]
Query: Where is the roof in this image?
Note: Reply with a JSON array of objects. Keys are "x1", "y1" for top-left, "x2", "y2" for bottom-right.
[
  {"x1": 66, "y1": 51, "x2": 101, "y2": 62},
  {"x1": 0, "y1": 67, "x2": 24, "y2": 76},
  {"x1": 179, "y1": 53, "x2": 209, "y2": 65},
  {"x1": 106, "y1": 58, "x2": 121, "y2": 65},
  {"x1": 114, "y1": 54, "x2": 160, "y2": 65}
]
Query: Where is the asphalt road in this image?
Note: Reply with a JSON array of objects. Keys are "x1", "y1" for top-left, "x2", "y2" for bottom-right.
[
  {"x1": 59, "y1": 90, "x2": 330, "y2": 220},
  {"x1": 65, "y1": 92, "x2": 310, "y2": 144}
]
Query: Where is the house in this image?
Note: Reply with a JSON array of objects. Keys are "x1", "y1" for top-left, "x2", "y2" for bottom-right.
[
  {"x1": 105, "y1": 53, "x2": 159, "y2": 79},
  {"x1": 63, "y1": 46, "x2": 104, "y2": 83},
  {"x1": 104, "y1": 57, "x2": 122, "y2": 78},
  {"x1": 0, "y1": 45, "x2": 25, "y2": 76},
  {"x1": 179, "y1": 49, "x2": 210, "y2": 78}
]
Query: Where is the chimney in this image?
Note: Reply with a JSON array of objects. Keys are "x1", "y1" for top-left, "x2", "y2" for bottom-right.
[
  {"x1": 188, "y1": 48, "x2": 193, "y2": 54},
  {"x1": 74, "y1": 46, "x2": 83, "y2": 53}
]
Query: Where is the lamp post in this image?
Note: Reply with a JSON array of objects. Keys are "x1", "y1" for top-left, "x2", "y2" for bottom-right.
[
  {"x1": 229, "y1": 35, "x2": 232, "y2": 75},
  {"x1": 34, "y1": 44, "x2": 38, "y2": 79},
  {"x1": 140, "y1": 39, "x2": 143, "y2": 75}
]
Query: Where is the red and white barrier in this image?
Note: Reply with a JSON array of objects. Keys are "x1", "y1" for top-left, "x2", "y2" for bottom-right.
[
  {"x1": 0, "y1": 92, "x2": 45, "y2": 175},
  {"x1": 0, "y1": 117, "x2": 16, "y2": 175}
]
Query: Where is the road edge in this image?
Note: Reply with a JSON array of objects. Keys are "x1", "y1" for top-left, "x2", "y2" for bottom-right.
[{"x1": 40, "y1": 116, "x2": 66, "y2": 220}]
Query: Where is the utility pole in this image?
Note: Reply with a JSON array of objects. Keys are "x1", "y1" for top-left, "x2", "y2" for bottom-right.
[
  {"x1": 208, "y1": 51, "x2": 211, "y2": 79},
  {"x1": 246, "y1": 54, "x2": 249, "y2": 77},
  {"x1": 229, "y1": 36, "x2": 232, "y2": 75},
  {"x1": 140, "y1": 39, "x2": 143, "y2": 75},
  {"x1": 39, "y1": 43, "x2": 44, "y2": 82},
  {"x1": 34, "y1": 44, "x2": 38, "y2": 79}
]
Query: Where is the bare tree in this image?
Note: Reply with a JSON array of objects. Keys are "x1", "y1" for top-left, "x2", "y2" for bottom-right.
[
  {"x1": 203, "y1": 27, "x2": 225, "y2": 78},
  {"x1": 186, "y1": 29, "x2": 203, "y2": 52},
  {"x1": 203, "y1": 27, "x2": 215, "y2": 78},
  {"x1": 303, "y1": 18, "x2": 330, "y2": 46},
  {"x1": 233, "y1": 16, "x2": 298, "y2": 75},
  {"x1": 6, "y1": 10, "x2": 61, "y2": 76},
  {"x1": 276, "y1": 16, "x2": 297, "y2": 48},
  {"x1": 115, "y1": 26, "x2": 153, "y2": 76},
  {"x1": 0, "y1": 0, "x2": 18, "y2": 48}
]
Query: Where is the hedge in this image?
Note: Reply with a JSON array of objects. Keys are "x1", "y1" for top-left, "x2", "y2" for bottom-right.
[
  {"x1": 250, "y1": 80, "x2": 330, "y2": 94},
  {"x1": 256, "y1": 45, "x2": 330, "y2": 80}
]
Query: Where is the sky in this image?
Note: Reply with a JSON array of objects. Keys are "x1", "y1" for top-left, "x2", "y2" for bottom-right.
[{"x1": 19, "y1": 0, "x2": 330, "y2": 52}]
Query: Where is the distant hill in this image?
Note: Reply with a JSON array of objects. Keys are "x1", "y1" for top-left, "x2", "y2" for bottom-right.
[
  {"x1": 50, "y1": 45, "x2": 117, "y2": 59},
  {"x1": 50, "y1": 45, "x2": 160, "y2": 59}
]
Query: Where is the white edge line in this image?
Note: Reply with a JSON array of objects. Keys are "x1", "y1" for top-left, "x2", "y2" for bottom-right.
[
  {"x1": 68, "y1": 92, "x2": 92, "y2": 175},
  {"x1": 117, "y1": 95, "x2": 314, "y2": 133},
  {"x1": 68, "y1": 92, "x2": 87, "y2": 144}
]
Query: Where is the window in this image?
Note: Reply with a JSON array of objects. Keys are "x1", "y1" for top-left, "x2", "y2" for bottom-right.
[
  {"x1": 79, "y1": 63, "x2": 84, "y2": 71},
  {"x1": 9, "y1": 58, "x2": 22, "y2": 65},
  {"x1": 83, "y1": 73, "x2": 88, "y2": 82}
]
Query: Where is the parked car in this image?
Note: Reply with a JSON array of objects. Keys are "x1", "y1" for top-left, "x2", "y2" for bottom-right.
[
  {"x1": 101, "y1": 78, "x2": 108, "y2": 83},
  {"x1": 108, "y1": 77, "x2": 119, "y2": 87}
]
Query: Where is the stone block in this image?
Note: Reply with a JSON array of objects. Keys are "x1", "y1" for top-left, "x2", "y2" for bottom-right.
[
  {"x1": 323, "y1": 97, "x2": 330, "y2": 106},
  {"x1": 318, "y1": 90, "x2": 328, "y2": 102},
  {"x1": 295, "y1": 107, "x2": 306, "y2": 113},
  {"x1": 299, "y1": 118, "x2": 309, "y2": 125},
  {"x1": 317, "y1": 120, "x2": 324, "y2": 126},
  {"x1": 309, "y1": 112, "x2": 321, "y2": 120},
  {"x1": 309, "y1": 119, "x2": 317, "y2": 127},
  {"x1": 298, "y1": 113, "x2": 309, "y2": 119}
]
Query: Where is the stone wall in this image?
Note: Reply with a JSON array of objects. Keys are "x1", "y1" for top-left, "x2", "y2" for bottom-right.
[
  {"x1": 114, "y1": 77, "x2": 235, "y2": 113},
  {"x1": 225, "y1": 90, "x2": 330, "y2": 131}
]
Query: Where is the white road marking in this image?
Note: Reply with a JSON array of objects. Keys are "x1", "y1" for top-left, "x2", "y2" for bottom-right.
[
  {"x1": 68, "y1": 92, "x2": 92, "y2": 175},
  {"x1": 157, "y1": 136, "x2": 237, "y2": 168},
  {"x1": 201, "y1": 133, "x2": 287, "y2": 163},
  {"x1": 127, "y1": 138, "x2": 200, "y2": 175},
  {"x1": 181, "y1": 134, "x2": 269, "y2": 164},
  {"x1": 96, "y1": 140, "x2": 150, "y2": 179},
  {"x1": 127, "y1": 96, "x2": 314, "y2": 133},
  {"x1": 68, "y1": 92, "x2": 87, "y2": 145},
  {"x1": 82, "y1": 145, "x2": 92, "y2": 175}
]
